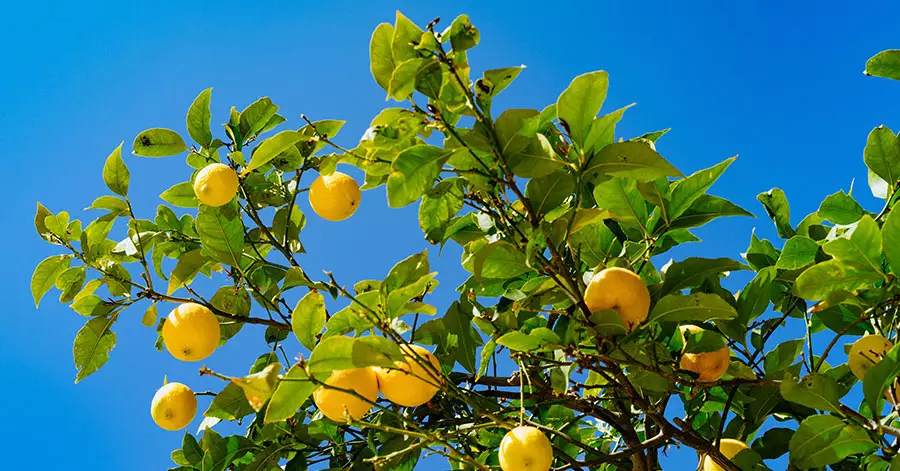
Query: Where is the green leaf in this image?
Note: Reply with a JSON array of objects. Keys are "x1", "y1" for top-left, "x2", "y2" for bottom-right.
[
  {"x1": 204, "y1": 383, "x2": 254, "y2": 421},
  {"x1": 818, "y1": 190, "x2": 864, "y2": 224},
  {"x1": 556, "y1": 71, "x2": 608, "y2": 146},
  {"x1": 736, "y1": 266, "x2": 776, "y2": 323},
  {"x1": 369, "y1": 23, "x2": 395, "y2": 93},
  {"x1": 391, "y1": 11, "x2": 423, "y2": 64},
  {"x1": 866, "y1": 50, "x2": 900, "y2": 80},
  {"x1": 667, "y1": 157, "x2": 735, "y2": 220},
  {"x1": 55, "y1": 266, "x2": 86, "y2": 304},
  {"x1": 584, "y1": 104, "x2": 634, "y2": 154},
  {"x1": 779, "y1": 373, "x2": 843, "y2": 414},
  {"x1": 776, "y1": 235, "x2": 819, "y2": 270},
  {"x1": 387, "y1": 145, "x2": 447, "y2": 208},
  {"x1": 789, "y1": 415, "x2": 877, "y2": 469},
  {"x1": 102, "y1": 143, "x2": 130, "y2": 196},
  {"x1": 239, "y1": 97, "x2": 279, "y2": 138},
  {"x1": 864, "y1": 125, "x2": 900, "y2": 187},
  {"x1": 570, "y1": 220, "x2": 622, "y2": 266},
  {"x1": 757, "y1": 188, "x2": 794, "y2": 238},
  {"x1": 584, "y1": 141, "x2": 682, "y2": 182},
  {"x1": 32, "y1": 254, "x2": 72, "y2": 308},
  {"x1": 656, "y1": 257, "x2": 748, "y2": 298},
  {"x1": 196, "y1": 203, "x2": 244, "y2": 267},
  {"x1": 388, "y1": 58, "x2": 431, "y2": 101},
  {"x1": 307, "y1": 336, "x2": 400, "y2": 375},
  {"x1": 160, "y1": 182, "x2": 200, "y2": 208},
  {"x1": 265, "y1": 364, "x2": 317, "y2": 423},
  {"x1": 525, "y1": 170, "x2": 576, "y2": 216},
  {"x1": 464, "y1": 241, "x2": 531, "y2": 280},
  {"x1": 181, "y1": 433, "x2": 204, "y2": 465},
  {"x1": 482, "y1": 66, "x2": 524, "y2": 98},
  {"x1": 764, "y1": 339, "x2": 804, "y2": 375},
  {"x1": 419, "y1": 178, "x2": 464, "y2": 243},
  {"x1": 292, "y1": 291, "x2": 326, "y2": 350},
  {"x1": 795, "y1": 259, "x2": 883, "y2": 300},
  {"x1": 186, "y1": 88, "x2": 213, "y2": 147},
  {"x1": 862, "y1": 343, "x2": 900, "y2": 415},
  {"x1": 444, "y1": 301, "x2": 479, "y2": 373},
  {"x1": 383, "y1": 251, "x2": 430, "y2": 293},
  {"x1": 212, "y1": 287, "x2": 250, "y2": 344},
  {"x1": 167, "y1": 249, "x2": 207, "y2": 295},
  {"x1": 648, "y1": 293, "x2": 738, "y2": 324},
  {"x1": 752, "y1": 427, "x2": 793, "y2": 459},
  {"x1": 71, "y1": 295, "x2": 114, "y2": 317},
  {"x1": 242, "y1": 130, "x2": 304, "y2": 175},
  {"x1": 883, "y1": 207, "x2": 900, "y2": 275},
  {"x1": 592, "y1": 177, "x2": 648, "y2": 230},
  {"x1": 447, "y1": 14, "x2": 479, "y2": 51},
  {"x1": 590, "y1": 309, "x2": 629, "y2": 337},
  {"x1": 476, "y1": 338, "x2": 496, "y2": 381},
  {"x1": 822, "y1": 215, "x2": 883, "y2": 272},
  {"x1": 73, "y1": 315, "x2": 117, "y2": 383},
  {"x1": 133, "y1": 128, "x2": 188, "y2": 157},
  {"x1": 86, "y1": 195, "x2": 128, "y2": 215},
  {"x1": 497, "y1": 328, "x2": 560, "y2": 352},
  {"x1": 668, "y1": 194, "x2": 753, "y2": 231},
  {"x1": 35, "y1": 202, "x2": 53, "y2": 241}
]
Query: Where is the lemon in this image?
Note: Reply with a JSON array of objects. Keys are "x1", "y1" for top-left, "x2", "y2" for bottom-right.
[
  {"x1": 700, "y1": 438, "x2": 749, "y2": 471},
  {"x1": 150, "y1": 381, "x2": 197, "y2": 431},
  {"x1": 583, "y1": 267, "x2": 651, "y2": 331},
  {"x1": 193, "y1": 163, "x2": 239, "y2": 207},
  {"x1": 161, "y1": 302, "x2": 220, "y2": 362},
  {"x1": 313, "y1": 367, "x2": 379, "y2": 422},
  {"x1": 498, "y1": 426, "x2": 553, "y2": 471},
  {"x1": 375, "y1": 344, "x2": 443, "y2": 407},
  {"x1": 308, "y1": 171, "x2": 361, "y2": 221},
  {"x1": 679, "y1": 325, "x2": 731, "y2": 383},
  {"x1": 848, "y1": 334, "x2": 893, "y2": 380}
]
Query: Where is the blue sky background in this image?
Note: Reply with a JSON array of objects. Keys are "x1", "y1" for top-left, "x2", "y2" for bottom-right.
[{"x1": 5, "y1": 1, "x2": 900, "y2": 469}]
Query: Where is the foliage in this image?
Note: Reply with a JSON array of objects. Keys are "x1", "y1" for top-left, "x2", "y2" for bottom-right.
[{"x1": 32, "y1": 12, "x2": 900, "y2": 471}]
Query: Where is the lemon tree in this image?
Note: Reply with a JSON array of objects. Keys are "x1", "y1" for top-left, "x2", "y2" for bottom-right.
[{"x1": 30, "y1": 11, "x2": 900, "y2": 471}]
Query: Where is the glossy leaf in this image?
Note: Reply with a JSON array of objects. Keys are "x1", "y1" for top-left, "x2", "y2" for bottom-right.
[
  {"x1": 102, "y1": 143, "x2": 130, "y2": 196},
  {"x1": 292, "y1": 291, "x2": 326, "y2": 350},
  {"x1": 133, "y1": 128, "x2": 188, "y2": 157}
]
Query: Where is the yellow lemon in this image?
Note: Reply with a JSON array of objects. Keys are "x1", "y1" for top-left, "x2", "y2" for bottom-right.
[
  {"x1": 313, "y1": 367, "x2": 379, "y2": 422},
  {"x1": 849, "y1": 334, "x2": 893, "y2": 380},
  {"x1": 193, "y1": 163, "x2": 239, "y2": 207},
  {"x1": 499, "y1": 426, "x2": 553, "y2": 471},
  {"x1": 162, "y1": 303, "x2": 221, "y2": 362},
  {"x1": 308, "y1": 171, "x2": 361, "y2": 221},
  {"x1": 700, "y1": 438, "x2": 749, "y2": 471},
  {"x1": 679, "y1": 325, "x2": 731, "y2": 383},
  {"x1": 583, "y1": 267, "x2": 650, "y2": 331},
  {"x1": 375, "y1": 344, "x2": 443, "y2": 407},
  {"x1": 150, "y1": 382, "x2": 197, "y2": 431}
]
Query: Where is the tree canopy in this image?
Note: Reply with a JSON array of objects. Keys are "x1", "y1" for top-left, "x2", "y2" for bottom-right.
[{"x1": 31, "y1": 11, "x2": 900, "y2": 471}]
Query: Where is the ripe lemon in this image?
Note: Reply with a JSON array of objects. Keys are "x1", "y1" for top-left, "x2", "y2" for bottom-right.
[
  {"x1": 849, "y1": 334, "x2": 893, "y2": 380},
  {"x1": 679, "y1": 325, "x2": 731, "y2": 382},
  {"x1": 700, "y1": 438, "x2": 749, "y2": 471},
  {"x1": 162, "y1": 303, "x2": 220, "y2": 362},
  {"x1": 308, "y1": 171, "x2": 361, "y2": 221},
  {"x1": 193, "y1": 163, "x2": 239, "y2": 207},
  {"x1": 375, "y1": 344, "x2": 443, "y2": 407},
  {"x1": 150, "y1": 381, "x2": 197, "y2": 431},
  {"x1": 313, "y1": 367, "x2": 379, "y2": 422},
  {"x1": 499, "y1": 426, "x2": 553, "y2": 471},
  {"x1": 583, "y1": 267, "x2": 650, "y2": 331}
]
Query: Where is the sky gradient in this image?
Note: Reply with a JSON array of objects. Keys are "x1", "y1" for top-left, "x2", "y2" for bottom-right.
[{"x1": 5, "y1": 1, "x2": 900, "y2": 469}]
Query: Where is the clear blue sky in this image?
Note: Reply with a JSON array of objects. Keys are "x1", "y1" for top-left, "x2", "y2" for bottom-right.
[{"x1": 5, "y1": 1, "x2": 900, "y2": 470}]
